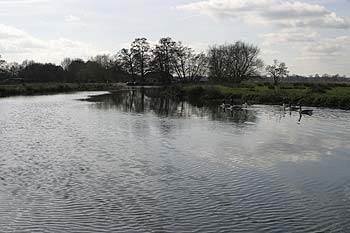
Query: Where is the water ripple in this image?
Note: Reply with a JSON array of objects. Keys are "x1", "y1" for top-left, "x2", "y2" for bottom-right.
[{"x1": 0, "y1": 92, "x2": 349, "y2": 232}]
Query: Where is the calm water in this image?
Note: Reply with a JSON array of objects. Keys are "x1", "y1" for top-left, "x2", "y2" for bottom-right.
[{"x1": 0, "y1": 88, "x2": 350, "y2": 232}]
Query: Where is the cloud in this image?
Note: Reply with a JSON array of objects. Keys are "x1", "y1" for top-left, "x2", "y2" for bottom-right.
[
  {"x1": 178, "y1": 0, "x2": 350, "y2": 29},
  {"x1": 65, "y1": 15, "x2": 81, "y2": 23},
  {"x1": 261, "y1": 28, "x2": 350, "y2": 57},
  {"x1": 260, "y1": 28, "x2": 350, "y2": 75},
  {"x1": 0, "y1": 0, "x2": 50, "y2": 4},
  {"x1": 0, "y1": 24, "x2": 108, "y2": 63}
]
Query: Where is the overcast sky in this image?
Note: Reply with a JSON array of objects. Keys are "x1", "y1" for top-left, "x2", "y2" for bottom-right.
[{"x1": 0, "y1": 0, "x2": 349, "y2": 76}]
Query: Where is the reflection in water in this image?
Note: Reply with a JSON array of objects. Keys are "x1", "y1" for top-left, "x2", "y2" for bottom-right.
[
  {"x1": 0, "y1": 91, "x2": 350, "y2": 232},
  {"x1": 86, "y1": 87, "x2": 257, "y2": 125}
]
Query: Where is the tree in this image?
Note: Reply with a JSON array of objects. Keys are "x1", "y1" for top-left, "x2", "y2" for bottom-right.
[
  {"x1": 208, "y1": 41, "x2": 263, "y2": 83},
  {"x1": 0, "y1": 55, "x2": 5, "y2": 68},
  {"x1": 266, "y1": 60, "x2": 289, "y2": 86},
  {"x1": 151, "y1": 37, "x2": 177, "y2": 73},
  {"x1": 118, "y1": 48, "x2": 136, "y2": 76},
  {"x1": 61, "y1": 58, "x2": 72, "y2": 71},
  {"x1": 19, "y1": 63, "x2": 64, "y2": 82},
  {"x1": 21, "y1": 60, "x2": 35, "y2": 69},
  {"x1": 0, "y1": 55, "x2": 8, "y2": 80},
  {"x1": 90, "y1": 54, "x2": 115, "y2": 70},
  {"x1": 172, "y1": 43, "x2": 208, "y2": 82},
  {"x1": 0, "y1": 55, "x2": 6, "y2": 73},
  {"x1": 7, "y1": 62, "x2": 21, "y2": 77},
  {"x1": 131, "y1": 38, "x2": 151, "y2": 78},
  {"x1": 66, "y1": 59, "x2": 86, "y2": 82}
]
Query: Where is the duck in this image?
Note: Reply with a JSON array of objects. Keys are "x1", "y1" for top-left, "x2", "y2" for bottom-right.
[
  {"x1": 299, "y1": 105, "x2": 313, "y2": 116},
  {"x1": 220, "y1": 103, "x2": 232, "y2": 109},
  {"x1": 227, "y1": 105, "x2": 242, "y2": 111},
  {"x1": 289, "y1": 104, "x2": 299, "y2": 111}
]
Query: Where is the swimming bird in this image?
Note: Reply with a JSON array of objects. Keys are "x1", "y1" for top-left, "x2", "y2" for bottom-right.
[
  {"x1": 227, "y1": 105, "x2": 242, "y2": 111},
  {"x1": 220, "y1": 103, "x2": 232, "y2": 109},
  {"x1": 289, "y1": 104, "x2": 299, "y2": 111},
  {"x1": 298, "y1": 105, "x2": 313, "y2": 122},
  {"x1": 299, "y1": 105, "x2": 313, "y2": 116}
]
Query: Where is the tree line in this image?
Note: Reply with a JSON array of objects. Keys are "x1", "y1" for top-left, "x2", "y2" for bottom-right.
[{"x1": 1, "y1": 37, "x2": 288, "y2": 84}]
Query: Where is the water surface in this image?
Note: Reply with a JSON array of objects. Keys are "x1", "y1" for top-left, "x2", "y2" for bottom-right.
[{"x1": 0, "y1": 88, "x2": 350, "y2": 232}]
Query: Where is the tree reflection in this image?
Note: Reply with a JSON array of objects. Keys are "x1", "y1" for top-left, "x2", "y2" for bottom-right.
[{"x1": 86, "y1": 87, "x2": 257, "y2": 125}]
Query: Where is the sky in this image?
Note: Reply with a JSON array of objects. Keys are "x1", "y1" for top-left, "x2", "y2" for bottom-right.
[{"x1": 0, "y1": 0, "x2": 349, "y2": 76}]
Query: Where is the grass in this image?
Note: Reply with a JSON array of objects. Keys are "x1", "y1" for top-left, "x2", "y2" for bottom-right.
[
  {"x1": 0, "y1": 83, "x2": 119, "y2": 97},
  {"x1": 179, "y1": 83, "x2": 350, "y2": 110}
]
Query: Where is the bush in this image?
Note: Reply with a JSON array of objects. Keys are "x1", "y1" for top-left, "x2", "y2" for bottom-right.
[
  {"x1": 308, "y1": 84, "x2": 330, "y2": 93},
  {"x1": 187, "y1": 86, "x2": 205, "y2": 100},
  {"x1": 204, "y1": 87, "x2": 225, "y2": 100}
]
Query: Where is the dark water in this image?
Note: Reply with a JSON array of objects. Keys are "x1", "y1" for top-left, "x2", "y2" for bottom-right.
[{"x1": 0, "y1": 88, "x2": 350, "y2": 232}]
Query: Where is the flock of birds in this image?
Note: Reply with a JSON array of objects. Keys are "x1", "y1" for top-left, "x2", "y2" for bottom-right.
[
  {"x1": 219, "y1": 101, "x2": 314, "y2": 122},
  {"x1": 283, "y1": 103, "x2": 314, "y2": 122},
  {"x1": 219, "y1": 102, "x2": 249, "y2": 111}
]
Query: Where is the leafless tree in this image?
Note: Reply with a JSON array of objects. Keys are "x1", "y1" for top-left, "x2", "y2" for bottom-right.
[
  {"x1": 0, "y1": 55, "x2": 6, "y2": 71},
  {"x1": 208, "y1": 41, "x2": 263, "y2": 83},
  {"x1": 172, "y1": 43, "x2": 208, "y2": 82},
  {"x1": 266, "y1": 60, "x2": 289, "y2": 86},
  {"x1": 131, "y1": 38, "x2": 151, "y2": 78},
  {"x1": 61, "y1": 58, "x2": 73, "y2": 71},
  {"x1": 7, "y1": 62, "x2": 21, "y2": 77},
  {"x1": 151, "y1": 37, "x2": 177, "y2": 73},
  {"x1": 118, "y1": 48, "x2": 136, "y2": 75},
  {"x1": 91, "y1": 54, "x2": 115, "y2": 70}
]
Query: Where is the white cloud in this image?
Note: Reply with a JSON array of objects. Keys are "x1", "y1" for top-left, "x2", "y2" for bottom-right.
[
  {"x1": 261, "y1": 28, "x2": 350, "y2": 57},
  {"x1": 178, "y1": 0, "x2": 350, "y2": 29},
  {"x1": 0, "y1": 0, "x2": 50, "y2": 4},
  {"x1": 65, "y1": 15, "x2": 81, "y2": 23},
  {"x1": 0, "y1": 24, "x2": 108, "y2": 63},
  {"x1": 261, "y1": 28, "x2": 350, "y2": 75}
]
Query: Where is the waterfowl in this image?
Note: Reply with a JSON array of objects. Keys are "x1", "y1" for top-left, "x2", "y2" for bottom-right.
[
  {"x1": 227, "y1": 105, "x2": 242, "y2": 111},
  {"x1": 299, "y1": 105, "x2": 313, "y2": 116},
  {"x1": 220, "y1": 103, "x2": 232, "y2": 109},
  {"x1": 289, "y1": 104, "x2": 299, "y2": 111}
]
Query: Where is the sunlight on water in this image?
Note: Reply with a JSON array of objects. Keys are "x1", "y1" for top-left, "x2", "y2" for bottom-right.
[{"x1": 0, "y1": 89, "x2": 350, "y2": 232}]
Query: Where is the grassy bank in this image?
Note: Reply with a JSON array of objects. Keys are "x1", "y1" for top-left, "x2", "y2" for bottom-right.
[
  {"x1": 179, "y1": 83, "x2": 350, "y2": 110},
  {"x1": 2, "y1": 82, "x2": 350, "y2": 110},
  {"x1": 0, "y1": 83, "x2": 122, "y2": 97}
]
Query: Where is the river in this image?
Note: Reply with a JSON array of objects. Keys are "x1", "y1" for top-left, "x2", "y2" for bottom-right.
[{"x1": 0, "y1": 88, "x2": 350, "y2": 232}]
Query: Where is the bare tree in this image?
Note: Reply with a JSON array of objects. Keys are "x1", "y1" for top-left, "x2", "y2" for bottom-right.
[
  {"x1": 151, "y1": 37, "x2": 177, "y2": 73},
  {"x1": 207, "y1": 46, "x2": 226, "y2": 81},
  {"x1": 118, "y1": 48, "x2": 136, "y2": 75},
  {"x1": 21, "y1": 60, "x2": 35, "y2": 68},
  {"x1": 0, "y1": 55, "x2": 6, "y2": 71},
  {"x1": 208, "y1": 41, "x2": 263, "y2": 83},
  {"x1": 61, "y1": 58, "x2": 73, "y2": 71},
  {"x1": 7, "y1": 62, "x2": 21, "y2": 77},
  {"x1": 131, "y1": 38, "x2": 151, "y2": 78},
  {"x1": 90, "y1": 54, "x2": 115, "y2": 69},
  {"x1": 172, "y1": 43, "x2": 208, "y2": 82},
  {"x1": 266, "y1": 60, "x2": 289, "y2": 86}
]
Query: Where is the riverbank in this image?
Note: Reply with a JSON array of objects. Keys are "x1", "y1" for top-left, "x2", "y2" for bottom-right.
[
  {"x1": 1, "y1": 82, "x2": 350, "y2": 110},
  {"x1": 0, "y1": 83, "x2": 123, "y2": 97},
  {"x1": 178, "y1": 83, "x2": 350, "y2": 110}
]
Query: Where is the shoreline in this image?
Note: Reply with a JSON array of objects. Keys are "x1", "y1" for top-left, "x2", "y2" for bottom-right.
[
  {"x1": 1, "y1": 82, "x2": 350, "y2": 110},
  {"x1": 177, "y1": 83, "x2": 350, "y2": 110}
]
